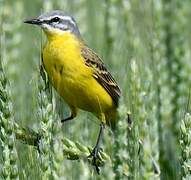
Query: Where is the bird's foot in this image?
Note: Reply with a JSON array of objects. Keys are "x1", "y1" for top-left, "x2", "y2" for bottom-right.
[
  {"x1": 34, "y1": 133, "x2": 42, "y2": 153},
  {"x1": 88, "y1": 147, "x2": 102, "y2": 174}
]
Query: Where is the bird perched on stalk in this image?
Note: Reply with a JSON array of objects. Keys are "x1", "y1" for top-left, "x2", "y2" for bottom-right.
[{"x1": 24, "y1": 10, "x2": 121, "y2": 174}]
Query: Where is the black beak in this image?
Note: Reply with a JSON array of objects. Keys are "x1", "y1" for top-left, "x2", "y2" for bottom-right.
[{"x1": 24, "y1": 18, "x2": 42, "y2": 25}]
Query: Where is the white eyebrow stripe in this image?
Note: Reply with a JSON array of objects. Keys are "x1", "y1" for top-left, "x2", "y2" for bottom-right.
[
  {"x1": 41, "y1": 15, "x2": 76, "y2": 26},
  {"x1": 61, "y1": 16, "x2": 76, "y2": 26}
]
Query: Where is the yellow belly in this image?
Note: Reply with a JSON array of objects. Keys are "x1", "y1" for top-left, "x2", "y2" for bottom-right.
[{"x1": 42, "y1": 33, "x2": 115, "y2": 121}]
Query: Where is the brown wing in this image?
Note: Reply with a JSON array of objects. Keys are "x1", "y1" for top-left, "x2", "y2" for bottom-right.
[{"x1": 81, "y1": 46, "x2": 121, "y2": 106}]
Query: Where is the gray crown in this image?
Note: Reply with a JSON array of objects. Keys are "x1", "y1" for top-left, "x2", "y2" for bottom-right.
[{"x1": 40, "y1": 10, "x2": 80, "y2": 37}]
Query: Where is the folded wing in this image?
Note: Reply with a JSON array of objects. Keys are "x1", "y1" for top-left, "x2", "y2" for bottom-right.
[{"x1": 81, "y1": 46, "x2": 121, "y2": 106}]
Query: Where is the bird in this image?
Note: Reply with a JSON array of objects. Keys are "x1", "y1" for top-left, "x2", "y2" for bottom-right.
[{"x1": 24, "y1": 10, "x2": 121, "y2": 173}]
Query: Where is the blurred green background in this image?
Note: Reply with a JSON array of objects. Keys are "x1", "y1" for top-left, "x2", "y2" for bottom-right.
[{"x1": 0, "y1": 0, "x2": 191, "y2": 179}]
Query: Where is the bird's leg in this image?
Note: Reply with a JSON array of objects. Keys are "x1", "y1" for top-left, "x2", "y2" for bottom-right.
[
  {"x1": 61, "y1": 107, "x2": 77, "y2": 123},
  {"x1": 89, "y1": 122, "x2": 105, "y2": 174},
  {"x1": 61, "y1": 114, "x2": 74, "y2": 123}
]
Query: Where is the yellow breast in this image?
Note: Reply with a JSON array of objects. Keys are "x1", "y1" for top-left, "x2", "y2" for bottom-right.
[{"x1": 42, "y1": 32, "x2": 114, "y2": 117}]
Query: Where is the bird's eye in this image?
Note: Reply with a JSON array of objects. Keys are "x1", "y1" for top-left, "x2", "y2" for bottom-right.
[{"x1": 51, "y1": 17, "x2": 60, "y2": 23}]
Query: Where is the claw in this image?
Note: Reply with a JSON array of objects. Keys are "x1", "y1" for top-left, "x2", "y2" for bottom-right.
[
  {"x1": 88, "y1": 147, "x2": 101, "y2": 174},
  {"x1": 34, "y1": 133, "x2": 41, "y2": 153}
]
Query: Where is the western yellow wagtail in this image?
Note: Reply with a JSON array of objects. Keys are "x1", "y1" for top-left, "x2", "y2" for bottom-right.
[{"x1": 24, "y1": 10, "x2": 121, "y2": 173}]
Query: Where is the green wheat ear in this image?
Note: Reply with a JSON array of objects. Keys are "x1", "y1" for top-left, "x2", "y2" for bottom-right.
[
  {"x1": 0, "y1": 61, "x2": 18, "y2": 179},
  {"x1": 180, "y1": 112, "x2": 191, "y2": 179},
  {"x1": 38, "y1": 68, "x2": 55, "y2": 179}
]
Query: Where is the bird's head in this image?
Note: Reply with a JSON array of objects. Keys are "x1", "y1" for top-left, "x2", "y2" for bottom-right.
[{"x1": 24, "y1": 10, "x2": 80, "y2": 38}]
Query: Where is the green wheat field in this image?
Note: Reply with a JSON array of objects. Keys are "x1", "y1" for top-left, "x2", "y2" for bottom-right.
[{"x1": 0, "y1": 0, "x2": 191, "y2": 179}]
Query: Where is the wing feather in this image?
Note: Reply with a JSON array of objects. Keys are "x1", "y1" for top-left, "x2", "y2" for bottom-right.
[{"x1": 81, "y1": 46, "x2": 121, "y2": 106}]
